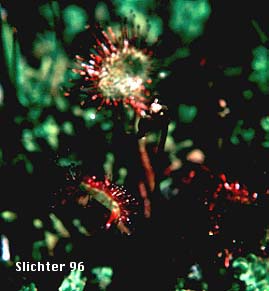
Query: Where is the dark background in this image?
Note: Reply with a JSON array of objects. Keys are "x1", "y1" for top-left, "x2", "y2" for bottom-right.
[{"x1": 1, "y1": 1, "x2": 269, "y2": 290}]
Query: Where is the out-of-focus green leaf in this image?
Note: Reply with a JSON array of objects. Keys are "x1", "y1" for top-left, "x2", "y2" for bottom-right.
[
  {"x1": 0, "y1": 210, "x2": 17, "y2": 222},
  {"x1": 243, "y1": 89, "x2": 253, "y2": 100},
  {"x1": 232, "y1": 254, "x2": 269, "y2": 291},
  {"x1": 261, "y1": 116, "x2": 269, "y2": 132},
  {"x1": 91, "y1": 266, "x2": 113, "y2": 290},
  {"x1": 178, "y1": 104, "x2": 197, "y2": 123},
  {"x1": 12, "y1": 154, "x2": 34, "y2": 174},
  {"x1": 112, "y1": 0, "x2": 163, "y2": 43},
  {"x1": 59, "y1": 270, "x2": 87, "y2": 291},
  {"x1": 117, "y1": 167, "x2": 127, "y2": 185},
  {"x1": 62, "y1": 121, "x2": 75, "y2": 136},
  {"x1": 39, "y1": 1, "x2": 60, "y2": 26},
  {"x1": 22, "y1": 130, "x2": 41, "y2": 152},
  {"x1": 224, "y1": 66, "x2": 242, "y2": 77},
  {"x1": 169, "y1": 0, "x2": 211, "y2": 43},
  {"x1": 72, "y1": 219, "x2": 91, "y2": 236},
  {"x1": 242, "y1": 128, "x2": 255, "y2": 142},
  {"x1": 65, "y1": 243, "x2": 73, "y2": 253},
  {"x1": 18, "y1": 283, "x2": 37, "y2": 291},
  {"x1": 95, "y1": 2, "x2": 110, "y2": 22},
  {"x1": 230, "y1": 120, "x2": 255, "y2": 145},
  {"x1": 103, "y1": 152, "x2": 114, "y2": 177},
  {"x1": 33, "y1": 218, "x2": 43, "y2": 229},
  {"x1": 63, "y1": 5, "x2": 88, "y2": 42},
  {"x1": 249, "y1": 46, "x2": 269, "y2": 93},
  {"x1": 49, "y1": 213, "x2": 70, "y2": 238}
]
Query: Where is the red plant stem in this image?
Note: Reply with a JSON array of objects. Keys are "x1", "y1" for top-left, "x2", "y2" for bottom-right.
[
  {"x1": 137, "y1": 137, "x2": 156, "y2": 219},
  {"x1": 138, "y1": 180, "x2": 151, "y2": 218},
  {"x1": 138, "y1": 137, "x2": 155, "y2": 192}
]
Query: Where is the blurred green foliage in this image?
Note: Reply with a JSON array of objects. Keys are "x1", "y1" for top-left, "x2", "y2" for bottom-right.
[
  {"x1": 249, "y1": 46, "x2": 269, "y2": 94},
  {"x1": 169, "y1": 0, "x2": 211, "y2": 43},
  {"x1": 1, "y1": 1, "x2": 269, "y2": 291},
  {"x1": 91, "y1": 266, "x2": 113, "y2": 290},
  {"x1": 95, "y1": 2, "x2": 110, "y2": 22},
  {"x1": 224, "y1": 66, "x2": 242, "y2": 77},
  {"x1": 243, "y1": 90, "x2": 253, "y2": 100},
  {"x1": 112, "y1": 0, "x2": 162, "y2": 43},
  {"x1": 175, "y1": 264, "x2": 208, "y2": 291},
  {"x1": 0, "y1": 210, "x2": 17, "y2": 222},
  {"x1": 261, "y1": 116, "x2": 269, "y2": 132},
  {"x1": 59, "y1": 270, "x2": 87, "y2": 291},
  {"x1": 232, "y1": 254, "x2": 269, "y2": 291},
  {"x1": 72, "y1": 218, "x2": 91, "y2": 236},
  {"x1": 62, "y1": 5, "x2": 88, "y2": 42},
  {"x1": 230, "y1": 120, "x2": 255, "y2": 145},
  {"x1": 19, "y1": 283, "x2": 37, "y2": 291},
  {"x1": 178, "y1": 104, "x2": 198, "y2": 123}
]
